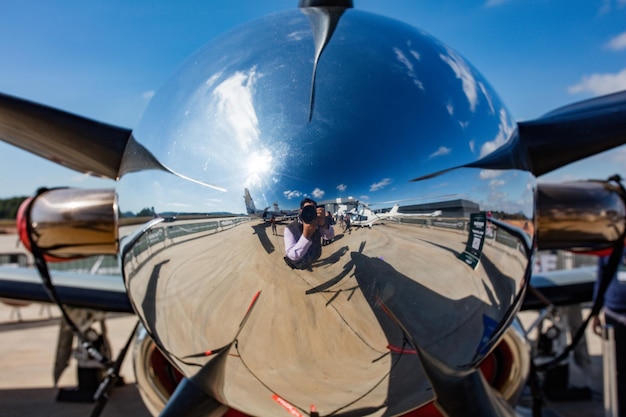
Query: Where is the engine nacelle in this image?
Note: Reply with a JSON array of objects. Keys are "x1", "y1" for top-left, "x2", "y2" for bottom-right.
[
  {"x1": 133, "y1": 322, "x2": 530, "y2": 416},
  {"x1": 133, "y1": 325, "x2": 184, "y2": 417}
]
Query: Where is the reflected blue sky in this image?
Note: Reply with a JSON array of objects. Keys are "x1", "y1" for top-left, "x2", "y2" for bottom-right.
[{"x1": 123, "y1": 8, "x2": 531, "y2": 218}]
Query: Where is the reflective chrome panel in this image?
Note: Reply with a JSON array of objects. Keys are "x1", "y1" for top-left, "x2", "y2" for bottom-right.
[
  {"x1": 133, "y1": 325, "x2": 185, "y2": 417},
  {"x1": 24, "y1": 188, "x2": 118, "y2": 258},
  {"x1": 119, "y1": 7, "x2": 533, "y2": 416},
  {"x1": 537, "y1": 180, "x2": 626, "y2": 252}
]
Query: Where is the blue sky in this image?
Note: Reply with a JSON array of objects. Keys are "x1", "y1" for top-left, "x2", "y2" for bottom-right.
[{"x1": 0, "y1": 0, "x2": 625, "y2": 199}]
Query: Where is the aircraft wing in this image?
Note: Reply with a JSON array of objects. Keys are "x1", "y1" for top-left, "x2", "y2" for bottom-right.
[
  {"x1": 0, "y1": 265, "x2": 132, "y2": 313},
  {"x1": 0, "y1": 262, "x2": 595, "y2": 315},
  {"x1": 521, "y1": 266, "x2": 596, "y2": 311}
]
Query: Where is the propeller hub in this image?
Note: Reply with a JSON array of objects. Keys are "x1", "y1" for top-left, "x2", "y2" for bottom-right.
[{"x1": 119, "y1": 6, "x2": 534, "y2": 416}]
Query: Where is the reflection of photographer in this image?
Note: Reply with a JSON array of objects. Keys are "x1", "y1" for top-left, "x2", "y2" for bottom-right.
[{"x1": 284, "y1": 198, "x2": 333, "y2": 269}]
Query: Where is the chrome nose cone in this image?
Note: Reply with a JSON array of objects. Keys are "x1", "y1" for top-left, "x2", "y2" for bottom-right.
[{"x1": 120, "y1": 6, "x2": 533, "y2": 416}]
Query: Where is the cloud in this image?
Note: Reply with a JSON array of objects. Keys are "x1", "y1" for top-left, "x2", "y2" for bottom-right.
[
  {"x1": 567, "y1": 68, "x2": 626, "y2": 96},
  {"x1": 478, "y1": 82, "x2": 495, "y2": 114},
  {"x1": 484, "y1": 0, "x2": 511, "y2": 7},
  {"x1": 479, "y1": 108, "x2": 515, "y2": 158},
  {"x1": 142, "y1": 90, "x2": 155, "y2": 101},
  {"x1": 287, "y1": 30, "x2": 309, "y2": 42},
  {"x1": 369, "y1": 178, "x2": 392, "y2": 192},
  {"x1": 609, "y1": 146, "x2": 626, "y2": 163},
  {"x1": 336, "y1": 184, "x2": 347, "y2": 192},
  {"x1": 213, "y1": 68, "x2": 260, "y2": 150},
  {"x1": 440, "y1": 49, "x2": 478, "y2": 112},
  {"x1": 312, "y1": 188, "x2": 325, "y2": 199},
  {"x1": 600, "y1": 0, "x2": 626, "y2": 14},
  {"x1": 393, "y1": 46, "x2": 424, "y2": 89},
  {"x1": 606, "y1": 31, "x2": 626, "y2": 50},
  {"x1": 429, "y1": 146, "x2": 451, "y2": 159},
  {"x1": 479, "y1": 169, "x2": 502, "y2": 180},
  {"x1": 283, "y1": 190, "x2": 302, "y2": 200}
]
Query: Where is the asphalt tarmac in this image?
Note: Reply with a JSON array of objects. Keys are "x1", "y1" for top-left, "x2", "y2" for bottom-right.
[{"x1": 0, "y1": 304, "x2": 150, "y2": 417}]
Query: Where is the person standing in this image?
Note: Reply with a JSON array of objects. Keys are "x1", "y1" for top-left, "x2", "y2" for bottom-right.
[
  {"x1": 593, "y1": 250, "x2": 626, "y2": 417},
  {"x1": 270, "y1": 215, "x2": 277, "y2": 235},
  {"x1": 284, "y1": 198, "x2": 332, "y2": 269},
  {"x1": 343, "y1": 213, "x2": 351, "y2": 234}
]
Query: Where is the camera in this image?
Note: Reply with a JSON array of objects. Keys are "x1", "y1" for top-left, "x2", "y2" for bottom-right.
[{"x1": 300, "y1": 205, "x2": 318, "y2": 224}]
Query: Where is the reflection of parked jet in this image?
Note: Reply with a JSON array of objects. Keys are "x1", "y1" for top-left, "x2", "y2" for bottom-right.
[
  {"x1": 244, "y1": 188, "x2": 297, "y2": 222},
  {"x1": 386, "y1": 203, "x2": 442, "y2": 220},
  {"x1": 347, "y1": 204, "x2": 386, "y2": 228},
  {"x1": 347, "y1": 203, "x2": 442, "y2": 228}
]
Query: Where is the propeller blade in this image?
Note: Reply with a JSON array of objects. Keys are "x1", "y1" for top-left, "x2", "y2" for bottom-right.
[
  {"x1": 518, "y1": 90, "x2": 626, "y2": 176},
  {"x1": 300, "y1": 1, "x2": 352, "y2": 121},
  {"x1": 0, "y1": 92, "x2": 131, "y2": 179},
  {"x1": 160, "y1": 343, "x2": 232, "y2": 417},
  {"x1": 411, "y1": 90, "x2": 626, "y2": 182},
  {"x1": 159, "y1": 377, "x2": 228, "y2": 417},
  {"x1": 416, "y1": 346, "x2": 517, "y2": 417}
]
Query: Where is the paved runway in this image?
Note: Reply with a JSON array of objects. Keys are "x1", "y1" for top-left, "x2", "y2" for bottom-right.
[{"x1": 0, "y1": 303, "x2": 150, "y2": 417}]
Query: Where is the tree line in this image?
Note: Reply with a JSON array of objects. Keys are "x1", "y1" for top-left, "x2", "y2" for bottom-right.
[
  {"x1": 0, "y1": 196, "x2": 28, "y2": 220},
  {"x1": 0, "y1": 196, "x2": 158, "y2": 220}
]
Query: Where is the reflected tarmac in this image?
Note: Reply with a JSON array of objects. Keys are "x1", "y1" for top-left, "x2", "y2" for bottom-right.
[{"x1": 124, "y1": 215, "x2": 529, "y2": 415}]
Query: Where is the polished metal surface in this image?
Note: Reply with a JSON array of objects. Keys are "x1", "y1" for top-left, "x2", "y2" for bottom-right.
[
  {"x1": 537, "y1": 181, "x2": 626, "y2": 252},
  {"x1": 134, "y1": 325, "x2": 182, "y2": 417},
  {"x1": 24, "y1": 188, "x2": 118, "y2": 258},
  {"x1": 490, "y1": 321, "x2": 531, "y2": 405},
  {"x1": 118, "y1": 6, "x2": 534, "y2": 417}
]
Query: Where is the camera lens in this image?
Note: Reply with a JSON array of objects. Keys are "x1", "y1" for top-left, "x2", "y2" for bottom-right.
[{"x1": 300, "y1": 205, "x2": 317, "y2": 224}]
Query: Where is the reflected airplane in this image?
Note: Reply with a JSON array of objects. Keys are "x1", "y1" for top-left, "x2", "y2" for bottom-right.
[
  {"x1": 387, "y1": 204, "x2": 443, "y2": 219},
  {"x1": 244, "y1": 188, "x2": 298, "y2": 222},
  {"x1": 1, "y1": 1, "x2": 626, "y2": 417},
  {"x1": 347, "y1": 203, "x2": 442, "y2": 228},
  {"x1": 343, "y1": 203, "x2": 387, "y2": 228}
]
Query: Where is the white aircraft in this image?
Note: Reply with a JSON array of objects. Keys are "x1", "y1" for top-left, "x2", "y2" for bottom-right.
[
  {"x1": 244, "y1": 188, "x2": 298, "y2": 222},
  {"x1": 345, "y1": 203, "x2": 442, "y2": 228},
  {"x1": 385, "y1": 204, "x2": 443, "y2": 220}
]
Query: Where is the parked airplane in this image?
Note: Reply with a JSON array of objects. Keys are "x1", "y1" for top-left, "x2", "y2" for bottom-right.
[
  {"x1": 346, "y1": 203, "x2": 443, "y2": 228},
  {"x1": 244, "y1": 188, "x2": 298, "y2": 222},
  {"x1": 1, "y1": 1, "x2": 625, "y2": 417},
  {"x1": 387, "y1": 204, "x2": 443, "y2": 219}
]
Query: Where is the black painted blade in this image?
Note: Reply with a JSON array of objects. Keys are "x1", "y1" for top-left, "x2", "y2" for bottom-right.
[
  {"x1": 412, "y1": 90, "x2": 626, "y2": 182},
  {"x1": 0, "y1": 92, "x2": 131, "y2": 179},
  {"x1": 518, "y1": 89, "x2": 626, "y2": 176}
]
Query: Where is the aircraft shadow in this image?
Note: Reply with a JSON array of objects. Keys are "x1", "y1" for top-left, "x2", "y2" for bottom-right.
[
  {"x1": 307, "y1": 241, "x2": 519, "y2": 416},
  {"x1": 140, "y1": 259, "x2": 170, "y2": 348},
  {"x1": 251, "y1": 223, "x2": 275, "y2": 254},
  {"x1": 0, "y1": 386, "x2": 150, "y2": 417},
  {"x1": 0, "y1": 316, "x2": 61, "y2": 332}
]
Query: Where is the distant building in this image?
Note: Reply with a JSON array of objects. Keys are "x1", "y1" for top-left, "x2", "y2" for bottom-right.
[{"x1": 400, "y1": 199, "x2": 479, "y2": 217}]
